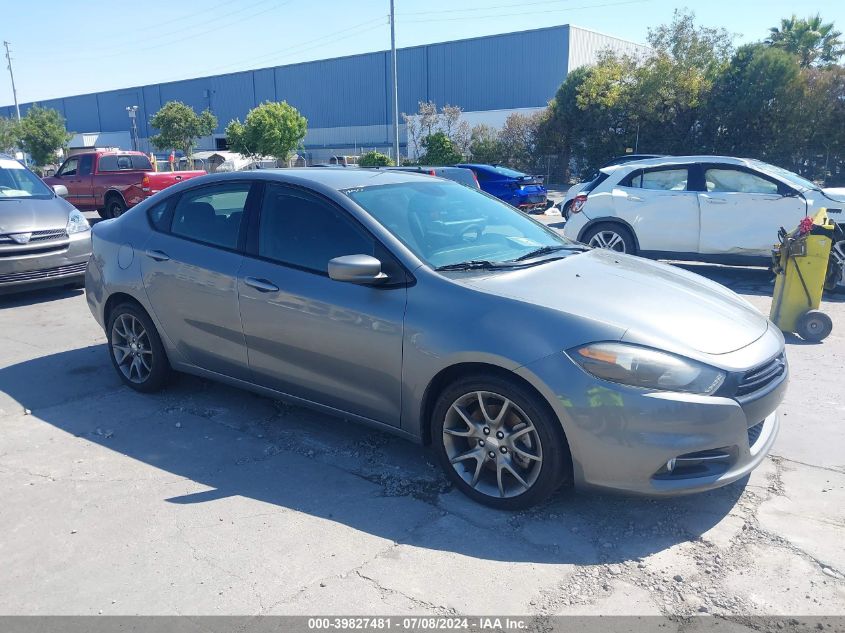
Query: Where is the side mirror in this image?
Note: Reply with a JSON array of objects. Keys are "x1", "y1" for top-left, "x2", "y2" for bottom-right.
[
  {"x1": 52, "y1": 184, "x2": 69, "y2": 198},
  {"x1": 328, "y1": 255, "x2": 388, "y2": 285}
]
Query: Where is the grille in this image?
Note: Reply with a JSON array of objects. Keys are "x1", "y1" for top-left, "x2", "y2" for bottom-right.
[
  {"x1": 0, "y1": 261, "x2": 87, "y2": 284},
  {"x1": 747, "y1": 421, "x2": 765, "y2": 447},
  {"x1": 736, "y1": 353, "x2": 786, "y2": 397},
  {"x1": 0, "y1": 228, "x2": 67, "y2": 244}
]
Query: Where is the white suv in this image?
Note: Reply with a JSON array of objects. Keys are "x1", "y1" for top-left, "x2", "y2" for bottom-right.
[{"x1": 562, "y1": 156, "x2": 845, "y2": 269}]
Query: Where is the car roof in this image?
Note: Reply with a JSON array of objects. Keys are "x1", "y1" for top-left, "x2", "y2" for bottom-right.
[
  {"x1": 179, "y1": 167, "x2": 443, "y2": 191},
  {"x1": 604, "y1": 155, "x2": 754, "y2": 173}
]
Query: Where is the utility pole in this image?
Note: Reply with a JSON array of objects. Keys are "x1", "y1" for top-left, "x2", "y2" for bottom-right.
[
  {"x1": 126, "y1": 106, "x2": 139, "y2": 151},
  {"x1": 3, "y1": 41, "x2": 21, "y2": 124},
  {"x1": 3, "y1": 41, "x2": 24, "y2": 164},
  {"x1": 389, "y1": 0, "x2": 400, "y2": 165}
]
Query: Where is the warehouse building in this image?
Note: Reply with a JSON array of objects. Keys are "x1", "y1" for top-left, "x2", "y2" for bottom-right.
[{"x1": 1, "y1": 24, "x2": 647, "y2": 162}]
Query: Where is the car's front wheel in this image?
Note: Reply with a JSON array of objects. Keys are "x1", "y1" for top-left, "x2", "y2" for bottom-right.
[
  {"x1": 582, "y1": 223, "x2": 636, "y2": 254},
  {"x1": 432, "y1": 374, "x2": 570, "y2": 509},
  {"x1": 107, "y1": 303, "x2": 170, "y2": 392}
]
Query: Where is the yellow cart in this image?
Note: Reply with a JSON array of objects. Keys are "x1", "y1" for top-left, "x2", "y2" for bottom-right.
[{"x1": 769, "y1": 210, "x2": 835, "y2": 342}]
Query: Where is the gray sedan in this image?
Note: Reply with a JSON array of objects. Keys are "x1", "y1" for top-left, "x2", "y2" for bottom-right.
[
  {"x1": 85, "y1": 168, "x2": 786, "y2": 508},
  {"x1": 0, "y1": 154, "x2": 91, "y2": 294}
]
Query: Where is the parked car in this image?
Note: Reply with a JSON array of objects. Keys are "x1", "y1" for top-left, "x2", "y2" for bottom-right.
[
  {"x1": 378, "y1": 165, "x2": 480, "y2": 189},
  {"x1": 558, "y1": 155, "x2": 665, "y2": 218},
  {"x1": 44, "y1": 151, "x2": 205, "y2": 219},
  {"x1": 562, "y1": 156, "x2": 845, "y2": 268},
  {"x1": 86, "y1": 169, "x2": 786, "y2": 508},
  {"x1": 0, "y1": 153, "x2": 91, "y2": 294},
  {"x1": 456, "y1": 164, "x2": 548, "y2": 212}
]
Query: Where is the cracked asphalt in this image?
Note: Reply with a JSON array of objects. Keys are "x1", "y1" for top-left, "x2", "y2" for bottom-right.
[{"x1": 1, "y1": 230, "x2": 844, "y2": 622}]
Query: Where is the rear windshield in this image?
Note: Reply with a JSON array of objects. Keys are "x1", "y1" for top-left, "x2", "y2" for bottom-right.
[
  {"x1": 98, "y1": 154, "x2": 152, "y2": 172},
  {"x1": 582, "y1": 172, "x2": 610, "y2": 193},
  {"x1": 0, "y1": 158, "x2": 54, "y2": 200},
  {"x1": 486, "y1": 165, "x2": 527, "y2": 178}
]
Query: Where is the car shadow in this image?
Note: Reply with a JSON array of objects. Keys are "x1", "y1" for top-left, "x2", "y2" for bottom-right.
[
  {"x1": 0, "y1": 344, "x2": 750, "y2": 565},
  {"x1": 0, "y1": 285, "x2": 84, "y2": 308}
]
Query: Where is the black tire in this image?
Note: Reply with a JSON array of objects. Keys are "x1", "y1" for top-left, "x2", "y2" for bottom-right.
[
  {"x1": 106, "y1": 302, "x2": 170, "y2": 392},
  {"x1": 796, "y1": 310, "x2": 832, "y2": 343},
  {"x1": 431, "y1": 373, "x2": 571, "y2": 510},
  {"x1": 97, "y1": 208, "x2": 109, "y2": 220},
  {"x1": 105, "y1": 195, "x2": 127, "y2": 219},
  {"x1": 581, "y1": 222, "x2": 637, "y2": 254},
  {"x1": 561, "y1": 200, "x2": 573, "y2": 220}
]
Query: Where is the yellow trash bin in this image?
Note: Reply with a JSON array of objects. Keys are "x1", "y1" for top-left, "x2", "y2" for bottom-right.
[{"x1": 769, "y1": 210, "x2": 834, "y2": 342}]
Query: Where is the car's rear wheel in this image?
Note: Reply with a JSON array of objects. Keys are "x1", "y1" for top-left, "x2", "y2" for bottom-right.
[
  {"x1": 582, "y1": 223, "x2": 636, "y2": 254},
  {"x1": 105, "y1": 196, "x2": 127, "y2": 219},
  {"x1": 432, "y1": 374, "x2": 570, "y2": 509},
  {"x1": 561, "y1": 200, "x2": 573, "y2": 219},
  {"x1": 107, "y1": 303, "x2": 170, "y2": 392}
]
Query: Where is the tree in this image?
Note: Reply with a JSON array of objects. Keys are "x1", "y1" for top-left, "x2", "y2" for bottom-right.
[
  {"x1": 469, "y1": 124, "x2": 503, "y2": 164},
  {"x1": 418, "y1": 131, "x2": 463, "y2": 165},
  {"x1": 767, "y1": 14, "x2": 845, "y2": 67},
  {"x1": 18, "y1": 105, "x2": 72, "y2": 166},
  {"x1": 498, "y1": 112, "x2": 544, "y2": 172},
  {"x1": 358, "y1": 150, "x2": 393, "y2": 167},
  {"x1": 0, "y1": 116, "x2": 21, "y2": 154},
  {"x1": 150, "y1": 101, "x2": 217, "y2": 168},
  {"x1": 226, "y1": 101, "x2": 307, "y2": 165}
]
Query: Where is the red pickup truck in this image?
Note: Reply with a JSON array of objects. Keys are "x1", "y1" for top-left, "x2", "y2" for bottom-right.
[{"x1": 44, "y1": 151, "x2": 205, "y2": 218}]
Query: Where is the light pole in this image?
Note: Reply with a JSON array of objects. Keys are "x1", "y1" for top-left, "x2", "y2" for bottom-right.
[
  {"x1": 126, "y1": 106, "x2": 139, "y2": 151},
  {"x1": 4, "y1": 41, "x2": 24, "y2": 164},
  {"x1": 389, "y1": 0, "x2": 400, "y2": 165}
]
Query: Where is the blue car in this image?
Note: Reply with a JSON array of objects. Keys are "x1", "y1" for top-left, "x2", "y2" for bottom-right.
[{"x1": 456, "y1": 164, "x2": 548, "y2": 212}]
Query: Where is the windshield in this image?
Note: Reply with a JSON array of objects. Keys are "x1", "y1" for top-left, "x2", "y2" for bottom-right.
[
  {"x1": 487, "y1": 165, "x2": 527, "y2": 178},
  {"x1": 750, "y1": 160, "x2": 820, "y2": 192},
  {"x1": 0, "y1": 158, "x2": 54, "y2": 200},
  {"x1": 345, "y1": 181, "x2": 575, "y2": 269}
]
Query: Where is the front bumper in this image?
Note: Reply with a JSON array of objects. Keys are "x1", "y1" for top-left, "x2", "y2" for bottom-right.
[
  {"x1": 517, "y1": 341, "x2": 787, "y2": 496},
  {"x1": 0, "y1": 231, "x2": 92, "y2": 294}
]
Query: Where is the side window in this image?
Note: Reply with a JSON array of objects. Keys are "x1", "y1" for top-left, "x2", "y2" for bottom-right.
[
  {"x1": 98, "y1": 155, "x2": 119, "y2": 171},
  {"x1": 78, "y1": 154, "x2": 93, "y2": 176},
  {"x1": 147, "y1": 199, "x2": 171, "y2": 232},
  {"x1": 58, "y1": 158, "x2": 79, "y2": 177},
  {"x1": 258, "y1": 184, "x2": 374, "y2": 273},
  {"x1": 170, "y1": 183, "x2": 250, "y2": 249},
  {"x1": 628, "y1": 168, "x2": 688, "y2": 191},
  {"x1": 705, "y1": 169, "x2": 780, "y2": 195}
]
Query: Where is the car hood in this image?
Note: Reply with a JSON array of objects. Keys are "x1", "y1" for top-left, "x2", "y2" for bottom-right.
[
  {"x1": 0, "y1": 196, "x2": 72, "y2": 233},
  {"x1": 822, "y1": 188, "x2": 845, "y2": 204},
  {"x1": 458, "y1": 249, "x2": 768, "y2": 356}
]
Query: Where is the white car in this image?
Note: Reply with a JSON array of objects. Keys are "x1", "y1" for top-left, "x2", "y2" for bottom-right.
[{"x1": 562, "y1": 156, "x2": 845, "y2": 284}]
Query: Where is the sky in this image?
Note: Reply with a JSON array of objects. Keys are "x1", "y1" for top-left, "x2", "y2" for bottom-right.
[{"x1": 2, "y1": 0, "x2": 844, "y2": 106}]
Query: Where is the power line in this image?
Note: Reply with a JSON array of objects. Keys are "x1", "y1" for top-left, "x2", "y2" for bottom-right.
[
  {"x1": 402, "y1": 0, "x2": 602, "y2": 17},
  {"x1": 402, "y1": 0, "x2": 653, "y2": 23}
]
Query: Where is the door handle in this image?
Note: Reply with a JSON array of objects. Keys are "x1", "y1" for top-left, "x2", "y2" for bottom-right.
[
  {"x1": 705, "y1": 197, "x2": 727, "y2": 204},
  {"x1": 145, "y1": 249, "x2": 170, "y2": 262},
  {"x1": 627, "y1": 195, "x2": 644, "y2": 202},
  {"x1": 244, "y1": 277, "x2": 279, "y2": 293}
]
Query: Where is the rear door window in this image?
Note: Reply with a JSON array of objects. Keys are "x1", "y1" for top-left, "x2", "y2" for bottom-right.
[
  {"x1": 704, "y1": 168, "x2": 780, "y2": 194},
  {"x1": 78, "y1": 154, "x2": 93, "y2": 176},
  {"x1": 170, "y1": 183, "x2": 251, "y2": 250},
  {"x1": 626, "y1": 168, "x2": 689, "y2": 191}
]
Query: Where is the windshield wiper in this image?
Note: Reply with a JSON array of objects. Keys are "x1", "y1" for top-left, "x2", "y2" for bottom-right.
[
  {"x1": 511, "y1": 244, "x2": 585, "y2": 262},
  {"x1": 435, "y1": 260, "x2": 508, "y2": 271}
]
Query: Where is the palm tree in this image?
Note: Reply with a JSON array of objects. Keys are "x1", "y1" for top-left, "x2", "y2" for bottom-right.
[{"x1": 766, "y1": 14, "x2": 845, "y2": 67}]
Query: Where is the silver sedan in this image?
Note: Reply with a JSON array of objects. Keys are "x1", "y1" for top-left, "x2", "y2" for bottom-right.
[{"x1": 85, "y1": 169, "x2": 786, "y2": 508}]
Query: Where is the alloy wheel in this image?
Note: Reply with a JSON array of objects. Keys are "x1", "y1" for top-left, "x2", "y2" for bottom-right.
[
  {"x1": 442, "y1": 391, "x2": 543, "y2": 499},
  {"x1": 588, "y1": 230, "x2": 627, "y2": 252},
  {"x1": 111, "y1": 314, "x2": 153, "y2": 383}
]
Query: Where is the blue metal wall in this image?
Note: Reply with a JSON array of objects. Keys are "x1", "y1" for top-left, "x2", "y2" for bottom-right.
[{"x1": 1, "y1": 25, "x2": 596, "y2": 139}]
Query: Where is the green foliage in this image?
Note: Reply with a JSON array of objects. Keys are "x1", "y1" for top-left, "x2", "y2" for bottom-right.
[
  {"x1": 418, "y1": 131, "x2": 463, "y2": 165},
  {"x1": 767, "y1": 14, "x2": 845, "y2": 67},
  {"x1": 0, "y1": 116, "x2": 21, "y2": 154},
  {"x1": 18, "y1": 106, "x2": 72, "y2": 166},
  {"x1": 469, "y1": 124, "x2": 504, "y2": 164},
  {"x1": 226, "y1": 101, "x2": 307, "y2": 162},
  {"x1": 150, "y1": 101, "x2": 217, "y2": 167},
  {"x1": 358, "y1": 150, "x2": 394, "y2": 167}
]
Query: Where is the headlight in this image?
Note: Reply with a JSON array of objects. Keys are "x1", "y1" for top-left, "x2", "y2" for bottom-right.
[
  {"x1": 569, "y1": 342, "x2": 725, "y2": 395},
  {"x1": 66, "y1": 209, "x2": 90, "y2": 234}
]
